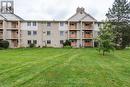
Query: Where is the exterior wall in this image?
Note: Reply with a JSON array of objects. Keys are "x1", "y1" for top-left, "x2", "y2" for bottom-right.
[
  {"x1": 20, "y1": 21, "x2": 42, "y2": 47},
  {"x1": 20, "y1": 21, "x2": 68, "y2": 48},
  {"x1": 42, "y1": 22, "x2": 68, "y2": 47}
]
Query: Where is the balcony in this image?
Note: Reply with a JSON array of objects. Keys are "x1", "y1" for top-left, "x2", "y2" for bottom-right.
[
  {"x1": 83, "y1": 23, "x2": 93, "y2": 30},
  {"x1": 69, "y1": 26, "x2": 77, "y2": 30},
  {"x1": 7, "y1": 22, "x2": 19, "y2": 30},
  {"x1": 71, "y1": 42, "x2": 77, "y2": 47},
  {"x1": 69, "y1": 34, "x2": 77, "y2": 38},
  {"x1": 84, "y1": 34, "x2": 93, "y2": 38},
  {"x1": 84, "y1": 42, "x2": 93, "y2": 47},
  {"x1": 69, "y1": 23, "x2": 77, "y2": 30},
  {"x1": 11, "y1": 31, "x2": 18, "y2": 39}
]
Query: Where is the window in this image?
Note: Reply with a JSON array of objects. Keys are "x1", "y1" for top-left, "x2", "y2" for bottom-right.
[
  {"x1": 33, "y1": 40, "x2": 37, "y2": 44},
  {"x1": 28, "y1": 40, "x2": 31, "y2": 44},
  {"x1": 85, "y1": 24, "x2": 89, "y2": 26},
  {"x1": 47, "y1": 22, "x2": 51, "y2": 27},
  {"x1": 71, "y1": 31, "x2": 75, "y2": 34},
  {"x1": 85, "y1": 40, "x2": 91, "y2": 43},
  {"x1": 33, "y1": 31, "x2": 37, "y2": 35},
  {"x1": 28, "y1": 31, "x2": 31, "y2": 35},
  {"x1": 47, "y1": 40, "x2": 51, "y2": 44},
  {"x1": 60, "y1": 31, "x2": 64, "y2": 36},
  {"x1": 47, "y1": 31, "x2": 51, "y2": 36},
  {"x1": 98, "y1": 32, "x2": 101, "y2": 35},
  {"x1": 27, "y1": 22, "x2": 31, "y2": 26},
  {"x1": 60, "y1": 40, "x2": 64, "y2": 44},
  {"x1": 33, "y1": 22, "x2": 37, "y2": 26},
  {"x1": 85, "y1": 31, "x2": 91, "y2": 34},
  {"x1": 98, "y1": 23, "x2": 100, "y2": 27},
  {"x1": 70, "y1": 23, "x2": 74, "y2": 26},
  {"x1": 60, "y1": 22, "x2": 64, "y2": 26}
]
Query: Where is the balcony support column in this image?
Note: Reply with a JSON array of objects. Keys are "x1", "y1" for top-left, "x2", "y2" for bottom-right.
[
  {"x1": 80, "y1": 21, "x2": 83, "y2": 48},
  {"x1": 67, "y1": 21, "x2": 70, "y2": 40},
  {"x1": 18, "y1": 21, "x2": 21, "y2": 48},
  {"x1": 92, "y1": 22, "x2": 95, "y2": 47},
  {"x1": 3, "y1": 20, "x2": 6, "y2": 40}
]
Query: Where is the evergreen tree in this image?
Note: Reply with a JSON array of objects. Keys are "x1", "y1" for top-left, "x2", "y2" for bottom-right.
[{"x1": 106, "y1": 0, "x2": 130, "y2": 49}]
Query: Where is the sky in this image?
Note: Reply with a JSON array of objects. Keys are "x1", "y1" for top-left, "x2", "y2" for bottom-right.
[{"x1": 14, "y1": 0, "x2": 130, "y2": 21}]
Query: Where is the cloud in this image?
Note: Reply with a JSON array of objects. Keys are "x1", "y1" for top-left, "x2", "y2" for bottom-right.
[{"x1": 14, "y1": 0, "x2": 130, "y2": 21}]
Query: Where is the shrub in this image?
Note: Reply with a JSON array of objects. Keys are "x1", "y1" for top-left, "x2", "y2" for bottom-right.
[
  {"x1": 0, "y1": 40, "x2": 9, "y2": 49},
  {"x1": 29, "y1": 44, "x2": 35, "y2": 48},
  {"x1": 0, "y1": 47, "x2": 4, "y2": 50},
  {"x1": 63, "y1": 40, "x2": 71, "y2": 47},
  {"x1": 63, "y1": 46, "x2": 72, "y2": 48}
]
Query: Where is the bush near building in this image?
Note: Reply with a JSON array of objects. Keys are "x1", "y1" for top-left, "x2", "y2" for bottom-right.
[
  {"x1": 29, "y1": 43, "x2": 36, "y2": 48},
  {"x1": 63, "y1": 40, "x2": 72, "y2": 48},
  {"x1": 0, "y1": 40, "x2": 9, "y2": 49}
]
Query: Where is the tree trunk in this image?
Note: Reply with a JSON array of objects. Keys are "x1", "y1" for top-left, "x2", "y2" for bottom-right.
[{"x1": 103, "y1": 51, "x2": 105, "y2": 56}]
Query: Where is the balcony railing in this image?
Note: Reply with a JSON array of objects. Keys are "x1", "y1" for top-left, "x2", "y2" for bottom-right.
[
  {"x1": 7, "y1": 22, "x2": 19, "y2": 29},
  {"x1": 69, "y1": 34, "x2": 77, "y2": 38},
  {"x1": 71, "y1": 42, "x2": 77, "y2": 46},
  {"x1": 69, "y1": 26, "x2": 77, "y2": 30},
  {"x1": 0, "y1": 25, "x2": 3, "y2": 29},
  {"x1": 0, "y1": 35, "x2": 3, "y2": 39},
  {"x1": 83, "y1": 26, "x2": 93, "y2": 30},
  {"x1": 11, "y1": 32, "x2": 18, "y2": 39},
  {"x1": 84, "y1": 34, "x2": 93, "y2": 38},
  {"x1": 84, "y1": 42, "x2": 92, "y2": 47},
  {"x1": 0, "y1": 31, "x2": 3, "y2": 38},
  {"x1": 12, "y1": 24, "x2": 18, "y2": 28},
  {"x1": 83, "y1": 23, "x2": 93, "y2": 30}
]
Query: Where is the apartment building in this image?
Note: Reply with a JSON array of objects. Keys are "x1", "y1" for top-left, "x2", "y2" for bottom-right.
[
  {"x1": 68, "y1": 7, "x2": 98, "y2": 47},
  {"x1": 20, "y1": 21, "x2": 68, "y2": 48},
  {"x1": 0, "y1": 0, "x2": 23, "y2": 48},
  {"x1": 0, "y1": 0, "x2": 99, "y2": 48}
]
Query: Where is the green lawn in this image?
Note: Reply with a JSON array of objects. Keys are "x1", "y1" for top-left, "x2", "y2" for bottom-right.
[{"x1": 0, "y1": 48, "x2": 130, "y2": 87}]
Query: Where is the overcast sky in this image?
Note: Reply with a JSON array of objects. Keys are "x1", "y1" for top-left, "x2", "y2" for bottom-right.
[{"x1": 14, "y1": 0, "x2": 130, "y2": 21}]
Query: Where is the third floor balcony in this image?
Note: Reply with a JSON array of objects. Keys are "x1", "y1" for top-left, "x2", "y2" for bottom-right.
[
  {"x1": 69, "y1": 23, "x2": 77, "y2": 30},
  {"x1": 83, "y1": 23, "x2": 93, "y2": 30},
  {"x1": 7, "y1": 22, "x2": 19, "y2": 30}
]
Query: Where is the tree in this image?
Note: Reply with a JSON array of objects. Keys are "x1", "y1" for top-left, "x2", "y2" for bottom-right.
[
  {"x1": 97, "y1": 21, "x2": 115, "y2": 55},
  {"x1": 106, "y1": 0, "x2": 130, "y2": 49}
]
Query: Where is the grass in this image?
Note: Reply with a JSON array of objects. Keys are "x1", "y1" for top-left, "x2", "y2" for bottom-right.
[{"x1": 0, "y1": 48, "x2": 130, "y2": 87}]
